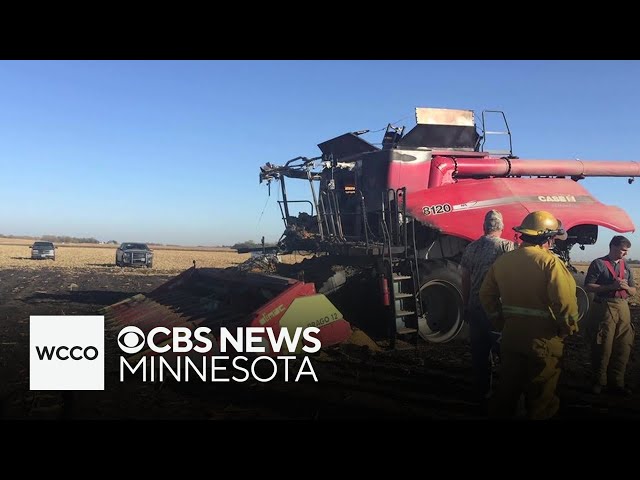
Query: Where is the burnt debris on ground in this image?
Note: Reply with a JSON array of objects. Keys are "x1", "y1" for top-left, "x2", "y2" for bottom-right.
[{"x1": 2, "y1": 265, "x2": 640, "y2": 420}]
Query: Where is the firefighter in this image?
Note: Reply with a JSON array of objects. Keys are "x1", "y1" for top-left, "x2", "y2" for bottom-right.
[
  {"x1": 479, "y1": 210, "x2": 579, "y2": 420},
  {"x1": 584, "y1": 235, "x2": 636, "y2": 396},
  {"x1": 460, "y1": 210, "x2": 515, "y2": 404}
]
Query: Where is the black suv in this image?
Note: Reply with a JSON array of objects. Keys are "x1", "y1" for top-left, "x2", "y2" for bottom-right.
[
  {"x1": 115, "y1": 242, "x2": 153, "y2": 268},
  {"x1": 30, "y1": 241, "x2": 56, "y2": 260}
]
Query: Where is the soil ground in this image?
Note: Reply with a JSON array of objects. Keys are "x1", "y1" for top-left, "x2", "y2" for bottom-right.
[{"x1": 2, "y1": 264, "x2": 640, "y2": 420}]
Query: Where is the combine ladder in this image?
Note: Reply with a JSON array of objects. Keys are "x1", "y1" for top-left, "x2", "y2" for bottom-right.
[{"x1": 382, "y1": 188, "x2": 422, "y2": 350}]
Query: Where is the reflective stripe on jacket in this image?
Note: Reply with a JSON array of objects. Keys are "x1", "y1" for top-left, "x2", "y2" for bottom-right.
[{"x1": 479, "y1": 244, "x2": 579, "y2": 352}]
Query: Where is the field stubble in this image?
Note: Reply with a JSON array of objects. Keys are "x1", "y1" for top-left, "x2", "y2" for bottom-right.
[
  {"x1": 2, "y1": 244, "x2": 640, "y2": 419},
  {"x1": 0, "y1": 244, "x2": 307, "y2": 273},
  {"x1": 2, "y1": 245, "x2": 638, "y2": 300}
]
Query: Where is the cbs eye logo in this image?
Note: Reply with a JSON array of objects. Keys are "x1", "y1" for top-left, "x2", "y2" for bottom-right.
[{"x1": 117, "y1": 326, "x2": 146, "y2": 354}]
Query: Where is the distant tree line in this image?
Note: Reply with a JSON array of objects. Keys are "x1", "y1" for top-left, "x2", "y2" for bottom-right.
[
  {"x1": 0, "y1": 234, "x2": 37, "y2": 239},
  {"x1": 230, "y1": 239, "x2": 277, "y2": 250},
  {"x1": 0, "y1": 233, "x2": 100, "y2": 244},
  {"x1": 40, "y1": 235, "x2": 100, "y2": 244}
]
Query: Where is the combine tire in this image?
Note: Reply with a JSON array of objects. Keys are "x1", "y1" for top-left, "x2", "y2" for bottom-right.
[
  {"x1": 417, "y1": 259, "x2": 465, "y2": 343},
  {"x1": 572, "y1": 268, "x2": 593, "y2": 330}
]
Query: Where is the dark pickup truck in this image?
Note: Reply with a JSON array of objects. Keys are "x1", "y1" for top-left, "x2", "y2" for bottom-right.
[{"x1": 115, "y1": 242, "x2": 153, "y2": 268}]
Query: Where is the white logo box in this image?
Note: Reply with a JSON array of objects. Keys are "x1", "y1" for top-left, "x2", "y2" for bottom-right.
[{"x1": 30, "y1": 316, "x2": 104, "y2": 391}]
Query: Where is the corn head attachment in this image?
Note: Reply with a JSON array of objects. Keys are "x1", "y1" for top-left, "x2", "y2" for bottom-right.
[{"x1": 104, "y1": 266, "x2": 352, "y2": 360}]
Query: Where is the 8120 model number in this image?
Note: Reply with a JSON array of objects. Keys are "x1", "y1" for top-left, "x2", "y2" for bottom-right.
[{"x1": 422, "y1": 204, "x2": 452, "y2": 215}]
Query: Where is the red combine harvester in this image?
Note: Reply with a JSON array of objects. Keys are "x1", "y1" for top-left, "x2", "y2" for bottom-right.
[{"x1": 105, "y1": 107, "x2": 639, "y2": 352}]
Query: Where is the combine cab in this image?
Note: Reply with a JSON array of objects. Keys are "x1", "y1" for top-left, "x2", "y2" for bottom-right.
[{"x1": 107, "y1": 106, "x2": 639, "y2": 350}]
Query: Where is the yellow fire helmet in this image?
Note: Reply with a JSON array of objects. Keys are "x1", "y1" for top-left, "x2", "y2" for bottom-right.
[{"x1": 513, "y1": 210, "x2": 568, "y2": 240}]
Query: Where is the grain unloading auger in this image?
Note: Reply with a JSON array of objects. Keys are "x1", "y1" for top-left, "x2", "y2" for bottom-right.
[{"x1": 105, "y1": 107, "x2": 638, "y2": 353}]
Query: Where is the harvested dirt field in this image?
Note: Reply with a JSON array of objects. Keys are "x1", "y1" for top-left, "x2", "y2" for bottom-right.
[
  {"x1": 0, "y1": 241, "x2": 252, "y2": 272},
  {"x1": 2, "y1": 243, "x2": 640, "y2": 420}
]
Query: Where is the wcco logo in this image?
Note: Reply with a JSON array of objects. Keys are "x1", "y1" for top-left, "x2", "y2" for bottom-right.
[
  {"x1": 30, "y1": 316, "x2": 104, "y2": 390},
  {"x1": 35, "y1": 345, "x2": 100, "y2": 361}
]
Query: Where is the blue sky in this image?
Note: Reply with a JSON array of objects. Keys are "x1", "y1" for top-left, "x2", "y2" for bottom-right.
[{"x1": 0, "y1": 60, "x2": 638, "y2": 260}]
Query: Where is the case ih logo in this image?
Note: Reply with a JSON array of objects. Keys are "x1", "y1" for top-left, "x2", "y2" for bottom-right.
[
  {"x1": 538, "y1": 195, "x2": 577, "y2": 202},
  {"x1": 30, "y1": 316, "x2": 104, "y2": 390}
]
